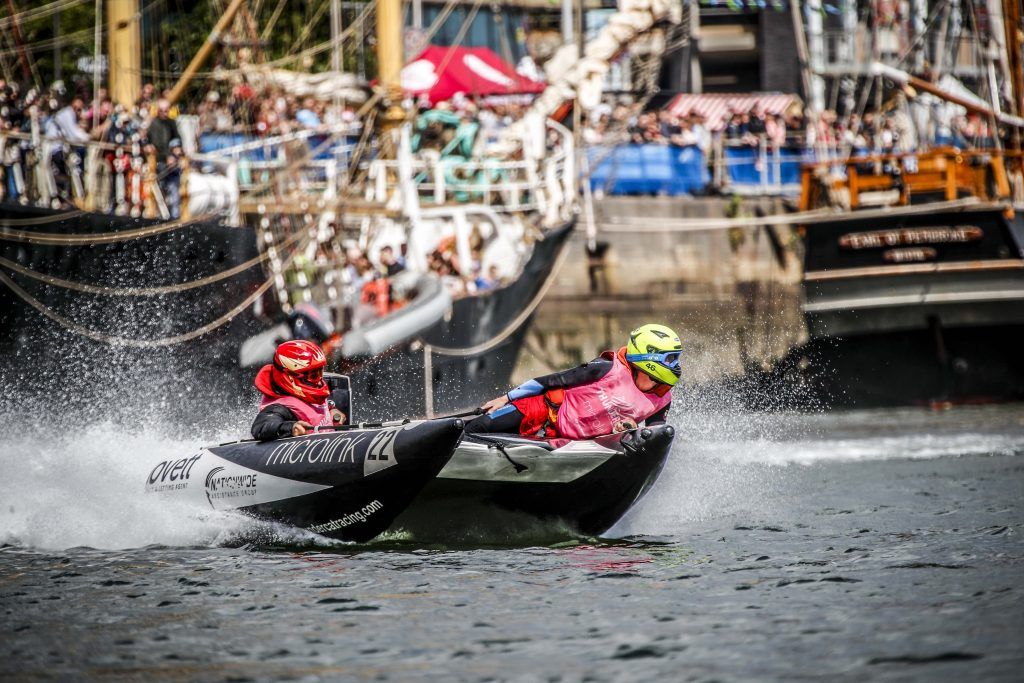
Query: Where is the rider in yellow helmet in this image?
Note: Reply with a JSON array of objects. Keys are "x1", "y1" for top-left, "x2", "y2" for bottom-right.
[{"x1": 467, "y1": 323, "x2": 681, "y2": 439}]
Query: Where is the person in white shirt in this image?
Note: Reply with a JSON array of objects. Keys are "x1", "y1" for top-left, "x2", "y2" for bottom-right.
[
  {"x1": 44, "y1": 96, "x2": 90, "y2": 203},
  {"x1": 45, "y1": 97, "x2": 90, "y2": 144}
]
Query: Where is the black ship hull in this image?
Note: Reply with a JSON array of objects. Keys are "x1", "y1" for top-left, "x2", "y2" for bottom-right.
[
  {"x1": 390, "y1": 425, "x2": 675, "y2": 541},
  {"x1": 341, "y1": 220, "x2": 575, "y2": 421},
  {"x1": 768, "y1": 324, "x2": 1024, "y2": 407},
  {"x1": 0, "y1": 204, "x2": 264, "y2": 419},
  {"x1": 751, "y1": 202, "x2": 1024, "y2": 408}
]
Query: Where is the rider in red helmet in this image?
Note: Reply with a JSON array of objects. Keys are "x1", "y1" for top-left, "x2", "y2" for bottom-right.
[{"x1": 251, "y1": 340, "x2": 347, "y2": 441}]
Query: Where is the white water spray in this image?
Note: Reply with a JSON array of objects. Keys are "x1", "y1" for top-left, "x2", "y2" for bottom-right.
[
  {"x1": 617, "y1": 402, "x2": 1024, "y2": 537},
  {"x1": 0, "y1": 419, "x2": 345, "y2": 551},
  {"x1": 0, "y1": 421, "x2": 243, "y2": 550}
]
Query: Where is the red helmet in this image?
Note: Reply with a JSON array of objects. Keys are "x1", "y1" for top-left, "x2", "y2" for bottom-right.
[{"x1": 255, "y1": 340, "x2": 330, "y2": 402}]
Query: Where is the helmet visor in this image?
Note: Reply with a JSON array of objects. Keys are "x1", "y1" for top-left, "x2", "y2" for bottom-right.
[
  {"x1": 626, "y1": 351, "x2": 681, "y2": 369},
  {"x1": 296, "y1": 367, "x2": 324, "y2": 385}
]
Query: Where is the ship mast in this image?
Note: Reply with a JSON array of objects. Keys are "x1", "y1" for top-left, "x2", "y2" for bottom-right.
[
  {"x1": 330, "y1": 0, "x2": 343, "y2": 108},
  {"x1": 1003, "y1": 0, "x2": 1024, "y2": 151},
  {"x1": 376, "y1": 0, "x2": 406, "y2": 130},
  {"x1": 107, "y1": 0, "x2": 141, "y2": 107},
  {"x1": 167, "y1": 0, "x2": 247, "y2": 105}
]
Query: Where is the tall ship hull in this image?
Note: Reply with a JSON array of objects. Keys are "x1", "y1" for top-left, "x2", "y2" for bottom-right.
[
  {"x1": 794, "y1": 200, "x2": 1024, "y2": 407},
  {"x1": 0, "y1": 203, "x2": 264, "y2": 413},
  {"x1": 763, "y1": 145, "x2": 1024, "y2": 409}
]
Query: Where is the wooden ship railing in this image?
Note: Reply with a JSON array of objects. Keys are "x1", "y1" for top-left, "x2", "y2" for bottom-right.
[{"x1": 799, "y1": 148, "x2": 1024, "y2": 212}]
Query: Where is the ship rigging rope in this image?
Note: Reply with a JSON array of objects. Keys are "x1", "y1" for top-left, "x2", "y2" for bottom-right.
[
  {"x1": 167, "y1": 0, "x2": 378, "y2": 80},
  {"x1": 0, "y1": 0, "x2": 88, "y2": 31},
  {"x1": 424, "y1": 232, "x2": 573, "y2": 358},
  {"x1": 0, "y1": 235, "x2": 309, "y2": 348},
  {"x1": 259, "y1": 0, "x2": 289, "y2": 41},
  {"x1": 287, "y1": 0, "x2": 332, "y2": 57},
  {"x1": 119, "y1": 4, "x2": 372, "y2": 80},
  {"x1": 0, "y1": 28, "x2": 96, "y2": 58},
  {"x1": 0, "y1": 213, "x2": 222, "y2": 245},
  {"x1": 0, "y1": 228, "x2": 304, "y2": 296},
  {"x1": 0, "y1": 210, "x2": 86, "y2": 226},
  {"x1": 434, "y1": 0, "x2": 485, "y2": 80}
]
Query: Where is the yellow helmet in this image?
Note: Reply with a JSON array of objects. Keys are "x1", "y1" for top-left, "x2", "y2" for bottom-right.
[{"x1": 625, "y1": 323, "x2": 682, "y2": 386}]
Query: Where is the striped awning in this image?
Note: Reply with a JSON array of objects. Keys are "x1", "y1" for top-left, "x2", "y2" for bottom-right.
[{"x1": 666, "y1": 93, "x2": 800, "y2": 132}]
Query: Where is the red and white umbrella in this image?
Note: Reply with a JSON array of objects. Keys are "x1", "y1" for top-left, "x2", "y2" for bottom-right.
[{"x1": 401, "y1": 45, "x2": 545, "y2": 105}]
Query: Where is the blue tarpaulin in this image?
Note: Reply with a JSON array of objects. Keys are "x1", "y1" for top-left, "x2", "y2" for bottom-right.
[
  {"x1": 724, "y1": 145, "x2": 807, "y2": 188},
  {"x1": 588, "y1": 144, "x2": 710, "y2": 195}
]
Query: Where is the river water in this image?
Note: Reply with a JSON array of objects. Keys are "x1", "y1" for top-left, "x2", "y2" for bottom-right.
[{"x1": 1, "y1": 403, "x2": 1022, "y2": 681}]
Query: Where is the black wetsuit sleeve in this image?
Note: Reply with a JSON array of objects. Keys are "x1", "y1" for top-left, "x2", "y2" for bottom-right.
[
  {"x1": 645, "y1": 402, "x2": 670, "y2": 426},
  {"x1": 532, "y1": 359, "x2": 615, "y2": 391},
  {"x1": 251, "y1": 404, "x2": 299, "y2": 441}
]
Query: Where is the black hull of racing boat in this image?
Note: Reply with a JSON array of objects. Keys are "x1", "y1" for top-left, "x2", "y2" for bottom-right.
[
  {"x1": 342, "y1": 220, "x2": 575, "y2": 421},
  {"x1": 390, "y1": 424, "x2": 675, "y2": 540},
  {"x1": 145, "y1": 418, "x2": 465, "y2": 542},
  {"x1": 0, "y1": 204, "x2": 263, "y2": 416}
]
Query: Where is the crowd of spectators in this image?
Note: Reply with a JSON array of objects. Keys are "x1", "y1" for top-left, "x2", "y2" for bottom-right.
[
  {"x1": 1, "y1": 72, "x2": 1007, "y2": 215},
  {"x1": 576, "y1": 93, "x2": 1003, "y2": 198},
  {"x1": 0, "y1": 76, "x2": 370, "y2": 217},
  {"x1": 0, "y1": 78, "x2": 191, "y2": 216},
  {"x1": 720, "y1": 102, "x2": 990, "y2": 155},
  {"x1": 723, "y1": 108, "x2": 795, "y2": 149},
  {"x1": 580, "y1": 93, "x2": 995, "y2": 160},
  {"x1": 808, "y1": 107, "x2": 991, "y2": 154},
  {"x1": 195, "y1": 84, "x2": 360, "y2": 138}
]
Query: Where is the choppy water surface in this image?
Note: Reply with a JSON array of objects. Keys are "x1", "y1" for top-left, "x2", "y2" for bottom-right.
[{"x1": 2, "y1": 405, "x2": 1023, "y2": 681}]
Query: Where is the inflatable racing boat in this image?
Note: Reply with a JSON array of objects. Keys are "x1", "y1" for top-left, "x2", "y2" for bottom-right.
[
  {"x1": 144, "y1": 417, "x2": 465, "y2": 542},
  {"x1": 389, "y1": 424, "x2": 675, "y2": 539}
]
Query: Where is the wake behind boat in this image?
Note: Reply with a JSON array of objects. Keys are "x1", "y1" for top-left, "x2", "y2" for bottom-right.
[
  {"x1": 390, "y1": 424, "x2": 676, "y2": 540},
  {"x1": 144, "y1": 417, "x2": 465, "y2": 542}
]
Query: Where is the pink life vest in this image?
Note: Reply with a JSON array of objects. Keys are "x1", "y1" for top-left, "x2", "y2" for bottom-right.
[
  {"x1": 555, "y1": 351, "x2": 673, "y2": 440},
  {"x1": 259, "y1": 395, "x2": 334, "y2": 431}
]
